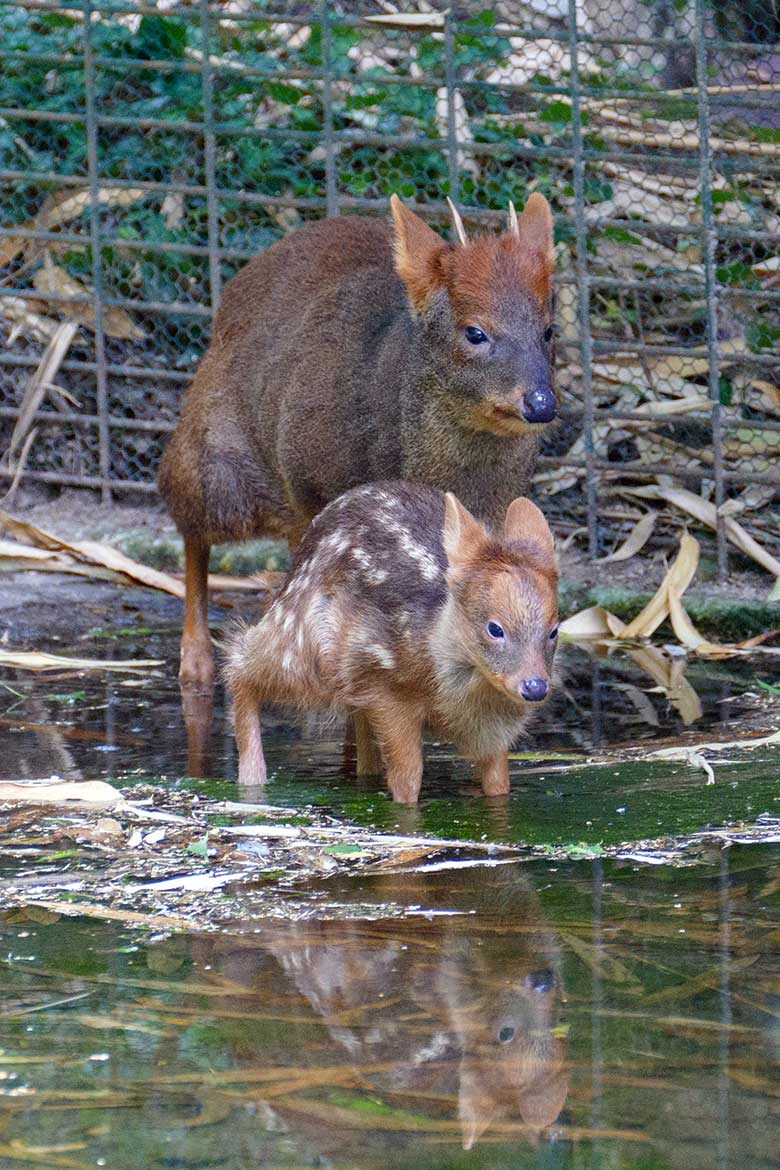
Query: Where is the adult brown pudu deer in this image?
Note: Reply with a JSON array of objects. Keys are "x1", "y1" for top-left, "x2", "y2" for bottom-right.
[{"x1": 159, "y1": 194, "x2": 557, "y2": 686}]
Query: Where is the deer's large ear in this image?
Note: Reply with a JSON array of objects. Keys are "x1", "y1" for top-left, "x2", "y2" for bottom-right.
[
  {"x1": 513, "y1": 193, "x2": 554, "y2": 303},
  {"x1": 390, "y1": 194, "x2": 448, "y2": 314},
  {"x1": 443, "y1": 492, "x2": 486, "y2": 574},
  {"x1": 504, "y1": 497, "x2": 555, "y2": 563}
]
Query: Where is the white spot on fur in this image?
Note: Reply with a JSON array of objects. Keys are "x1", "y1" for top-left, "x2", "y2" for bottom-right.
[
  {"x1": 304, "y1": 591, "x2": 338, "y2": 654},
  {"x1": 378, "y1": 516, "x2": 440, "y2": 581},
  {"x1": 351, "y1": 547, "x2": 373, "y2": 570},
  {"x1": 366, "y1": 567, "x2": 388, "y2": 585},
  {"x1": 367, "y1": 644, "x2": 395, "y2": 669}
]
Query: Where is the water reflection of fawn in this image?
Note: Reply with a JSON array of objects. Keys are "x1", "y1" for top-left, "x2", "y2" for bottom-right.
[{"x1": 191, "y1": 865, "x2": 568, "y2": 1154}]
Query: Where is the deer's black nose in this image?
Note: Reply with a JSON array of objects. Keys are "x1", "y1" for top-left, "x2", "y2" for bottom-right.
[
  {"x1": 521, "y1": 676, "x2": 548, "y2": 702},
  {"x1": 521, "y1": 386, "x2": 557, "y2": 425}
]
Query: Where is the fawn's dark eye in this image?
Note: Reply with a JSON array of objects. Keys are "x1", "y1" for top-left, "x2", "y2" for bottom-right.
[
  {"x1": 549, "y1": 624, "x2": 559, "y2": 641},
  {"x1": 498, "y1": 1025, "x2": 516, "y2": 1044},
  {"x1": 543, "y1": 324, "x2": 554, "y2": 344},
  {"x1": 487, "y1": 621, "x2": 505, "y2": 640},
  {"x1": 465, "y1": 326, "x2": 488, "y2": 346}
]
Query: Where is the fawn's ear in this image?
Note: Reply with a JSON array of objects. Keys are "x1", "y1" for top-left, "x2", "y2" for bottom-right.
[
  {"x1": 513, "y1": 193, "x2": 554, "y2": 304},
  {"x1": 443, "y1": 492, "x2": 486, "y2": 573},
  {"x1": 504, "y1": 497, "x2": 555, "y2": 561},
  {"x1": 458, "y1": 1063, "x2": 498, "y2": 1151},
  {"x1": 518, "y1": 1065, "x2": 569, "y2": 1129},
  {"x1": 390, "y1": 194, "x2": 448, "y2": 314}
]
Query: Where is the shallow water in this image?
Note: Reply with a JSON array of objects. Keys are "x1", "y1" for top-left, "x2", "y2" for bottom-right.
[
  {"x1": 3, "y1": 852, "x2": 780, "y2": 1168},
  {"x1": 2, "y1": 614, "x2": 780, "y2": 1166},
  {"x1": 3, "y1": 626, "x2": 779, "y2": 847}
]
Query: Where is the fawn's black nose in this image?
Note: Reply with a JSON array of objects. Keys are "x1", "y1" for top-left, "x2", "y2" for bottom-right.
[
  {"x1": 521, "y1": 676, "x2": 548, "y2": 702},
  {"x1": 521, "y1": 386, "x2": 557, "y2": 425}
]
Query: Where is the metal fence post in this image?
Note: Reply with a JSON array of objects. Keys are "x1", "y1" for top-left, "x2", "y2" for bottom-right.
[
  {"x1": 695, "y1": 0, "x2": 727, "y2": 581},
  {"x1": 199, "y1": 0, "x2": 221, "y2": 313},
  {"x1": 444, "y1": 12, "x2": 459, "y2": 204},
  {"x1": 567, "y1": 0, "x2": 597, "y2": 558},
  {"x1": 321, "y1": 0, "x2": 338, "y2": 217},
  {"x1": 83, "y1": 0, "x2": 111, "y2": 503}
]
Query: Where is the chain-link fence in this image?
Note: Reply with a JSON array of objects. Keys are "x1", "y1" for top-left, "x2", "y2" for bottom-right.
[{"x1": 1, "y1": 0, "x2": 779, "y2": 574}]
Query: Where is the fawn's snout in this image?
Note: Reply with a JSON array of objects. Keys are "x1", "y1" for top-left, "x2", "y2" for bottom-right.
[{"x1": 519, "y1": 676, "x2": 549, "y2": 703}]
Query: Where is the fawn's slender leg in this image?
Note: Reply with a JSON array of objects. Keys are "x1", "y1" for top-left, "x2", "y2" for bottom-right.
[
  {"x1": 354, "y1": 711, "x2": 383, "y2": 776},
  {"x1": 233, "y1": 679, "x2": 267, "y2": 787},
  {"x1": 180, "y1": 536, "x2": 213, "y2": 687},
  {"x1": 478, "y1": 753, "x2": 510, "y2": 796},
  {"x1": 368, "y1": 700, "x2": 425, "y2": 804}
]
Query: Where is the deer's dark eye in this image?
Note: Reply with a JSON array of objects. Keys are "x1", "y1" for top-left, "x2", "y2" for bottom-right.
[
  {"x1": 544, "y1": 325, "x2": 554, "y2": 344},
  {"x1": 549, "y1": 625, "x2": 559, "y2": 641},
  {"x1": 465, "y1": 326, "x2": 488, "y2": 345},
  {"x1": 487, "y1": 621, "x2": 505, "y2": 640},
  {"x1": 498, "y1": 1025, "x2": 516, "y2": 1044}
]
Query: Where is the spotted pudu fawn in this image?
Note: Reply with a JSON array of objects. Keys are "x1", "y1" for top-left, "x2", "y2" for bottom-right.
[
  {"x1": 224, "y1": 481, "x2": 558, "y2": 803},
  {"x1": 159, "y1": 194, "x2": 557, "y2": 688}
]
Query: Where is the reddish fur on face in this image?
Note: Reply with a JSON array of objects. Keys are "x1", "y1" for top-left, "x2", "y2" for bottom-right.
[{"x1": 225, "y1": 481, "x2": 558, "y2": 803}]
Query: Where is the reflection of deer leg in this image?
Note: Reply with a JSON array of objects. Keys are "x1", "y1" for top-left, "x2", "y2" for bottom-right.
[
  {"x1": 354, "y1": 711, "x2": 383, "y2": 776},
  {"x1": 181, "y1": 685, "x2": 213, "y2": 778},
  {"x1": 180, "y1": 537, "x2": 213, "y2": 687},
  {"x1": 368, "y1": 700, "x2": 424, "y2": 804},
  {"x1": 478, "y1": 753, "x2": 510, "y2": 797}
]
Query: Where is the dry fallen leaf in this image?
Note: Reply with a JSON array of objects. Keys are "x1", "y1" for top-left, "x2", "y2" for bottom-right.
[
  {"x1": 0, "y1": 509, "x2": 186, "y2": 598},
  {"x1": 0, "y1": 779, "x2": 122, "y2": 806},
  {"x1": 599, "y1": 511, "x2": 657, "y2": 564},
  {"x1": 624, "y1": 483, "x2": 780, "y2": 580},
  {"x1": 0, "y1": 648, "x2": 162, "y2": 672},
  {"x1": 33, "y1": 254, "x2": 144, "y2": 341}
]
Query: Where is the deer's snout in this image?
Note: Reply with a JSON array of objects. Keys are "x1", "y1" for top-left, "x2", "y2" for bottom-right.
[{"x1": 520, "y1": 385, "x2": 557, "y2": 425}]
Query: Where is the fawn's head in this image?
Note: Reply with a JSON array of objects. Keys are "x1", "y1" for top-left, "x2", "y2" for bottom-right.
[
  {"x1": 390, "y1": 194, "x2": 557, "y2": 431},
  {"x1": 440, "y1": 492, "x2": 558, "y2": 705}
]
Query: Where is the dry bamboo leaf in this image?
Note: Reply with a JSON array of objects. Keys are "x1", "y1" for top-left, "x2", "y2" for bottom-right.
[
  {"x1": 749, "y1": 380, "x2": 780, "y2": 416},
  {"x1": 75, "y1": 1013, "x2": 176, "y2": 1037},
  {"x1": 27, "y1": 899, "x2": 200, "y2": 932},
  {"x1": 33, "y1": 256, "x2": 143, "y2": 341},
  {"x1": 0, "y1": 297, "x2": 60, "y2": 342},
  {"x1": 0, "y1": 187, "x2": 146, "y2": 268},
  {"x1": 627, "y1": 647, "x2": 702, "y2": 724},
  {"x1": 559, "y1": 605, "x2": 625, "y2": 640},
  {"x1": 643, "y1": 954, "x2": 758, "y2": 1004},
  {"x1": 364, "y1": 12, "x2": 445, "y2": 27},
  {"x1": 0, "y1": 539, "x2": 131, "y2": 583},
  {"x1": 647, "y1": 729, "x2": 780, "y2": 759},
  {"x1": 2, "y1": 321, "x2": 78, "y2": 468},
  {"x1": 600, "y1": 511, "x2": 656, "y2": 563},
  {"x1": 0, "y1": 648, "x2": 162, "y2": 672},
  {"x1": 558, "y1": 931, "x2": 642, "y2": 989},
  {"x1": 2, "y1": 427, "x2": 37, "y2": 507},
  {"x1": 624, "y1": 484, "x2": 780, "y2": 580},
  {"x1": 0, "y1": 779, "x2": 122, "y2": 806},
  {"x1": 621, "y1": 533, "x2": 699, "y2": 640},
  {"x1": 0, "y1": 510, "x2": 186, "y2": 598}
]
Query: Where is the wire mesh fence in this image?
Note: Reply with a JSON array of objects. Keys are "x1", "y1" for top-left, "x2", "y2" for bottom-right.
[{"x1": 1, "y1": 0, "x2": 779, "y2": 575}]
